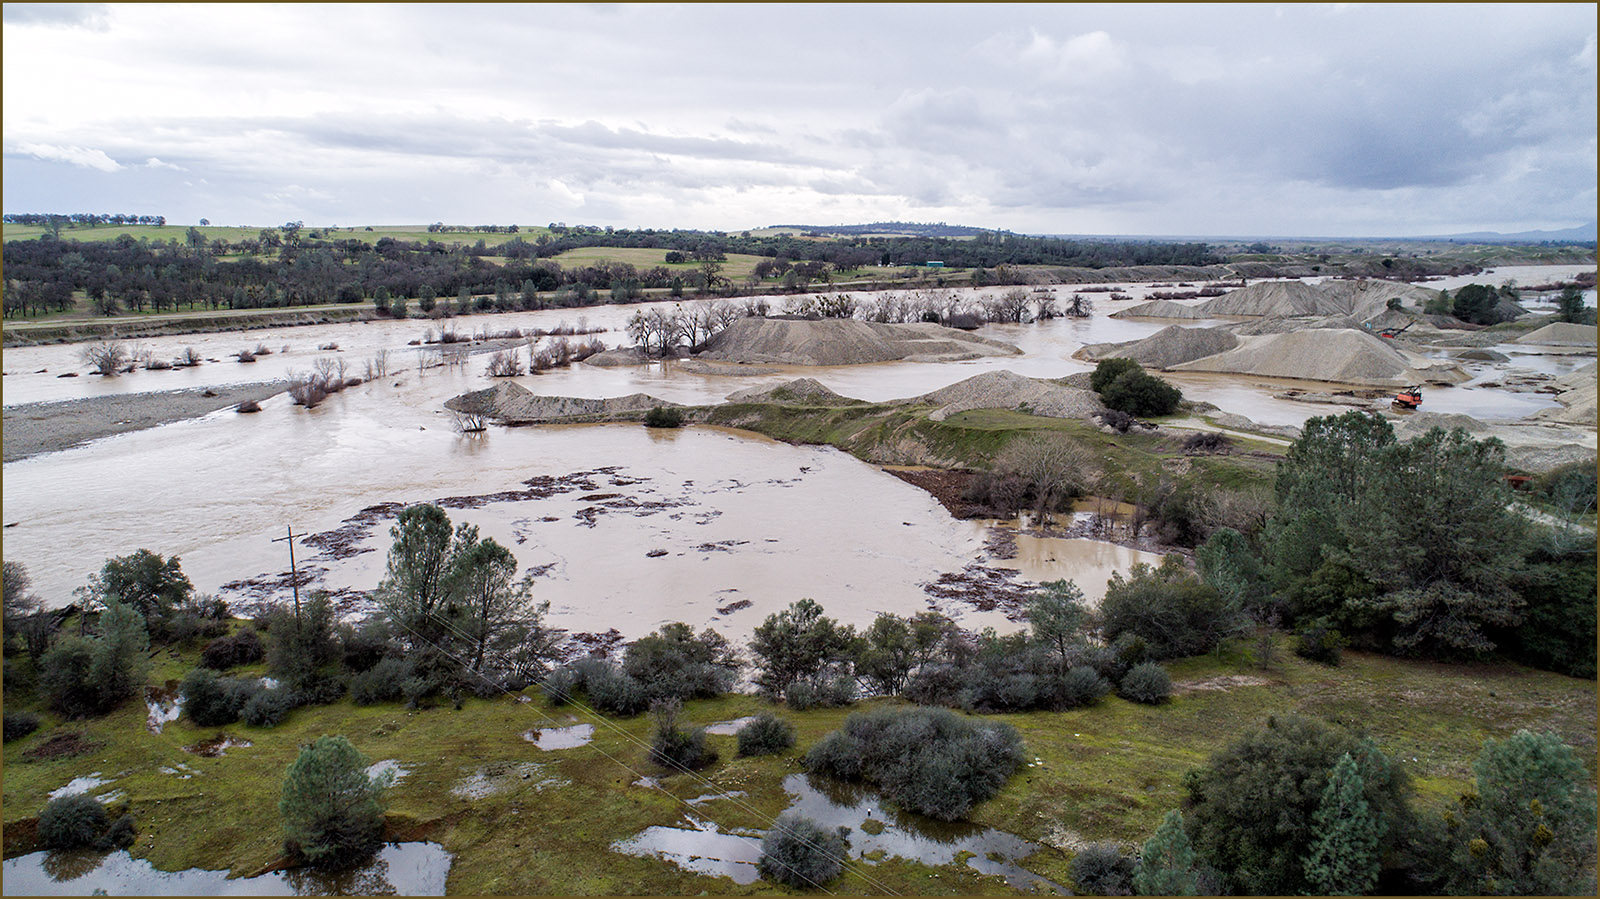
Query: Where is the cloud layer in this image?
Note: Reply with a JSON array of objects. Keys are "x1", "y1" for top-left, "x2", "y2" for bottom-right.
[{"x1": 4, "y1": 3, "x2": 1594, "y2": 235}]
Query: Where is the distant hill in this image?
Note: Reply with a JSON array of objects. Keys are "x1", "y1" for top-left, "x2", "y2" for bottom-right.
[
  {"x1": 762, "y1": 221, "x2": 1008, "y2": 239},
  {"x1": 1426, "y1": 221, "x2": 1597, "y2": 243}
]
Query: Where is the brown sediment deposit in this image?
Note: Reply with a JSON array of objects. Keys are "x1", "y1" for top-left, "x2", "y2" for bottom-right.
[
  {"x1": 2, "y1": 381, "x2": 287, "y2": 462},
  {"x1": 885, "y1": 467, "x2": 983, "y2": 518}
]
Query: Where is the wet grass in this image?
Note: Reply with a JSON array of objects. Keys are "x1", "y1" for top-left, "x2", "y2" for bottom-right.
[{"x1": 3, "y1": 632, "x2": 1590, "y2": 894}]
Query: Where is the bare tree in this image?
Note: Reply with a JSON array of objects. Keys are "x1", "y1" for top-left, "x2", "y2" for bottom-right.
[
  {"x1": 486, "y1": 349, "x2": 523, "y2": 377},
  {"x1": 995, "y1": 435, "x2": 1097, "y2": 518},
  {"x1": 80, "y1": 341, "x2": 130, "y2": 376}
]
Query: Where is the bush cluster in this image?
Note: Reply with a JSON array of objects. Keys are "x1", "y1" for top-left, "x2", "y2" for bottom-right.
[
  {"x1": 903, "y1": 635, "x2": 1112, "y2": 714},
  {"x1": 758, "y1": 813, "x2": 845, "y2": 888},
  {"x1": 1070, "y1": 842, "x2": 1136, "y2": 896},
  {"x1": 1293, "y1": 625, "x2": 1344, "y2": 666},
  {"x1": 38, "y1": 794, "x2": 135, "y2": 851},
  {"x1": 1100, "y1": 555, "x2": 1238, "y2": 658},
  {"x1": 1117, "y1": 661, "x2": 1172, "y2": 704},
  {"x1": 644, "y1": 406, "x2": 684, "y2": 428},
  {"x1": 3, "y1": 711, "x2": 41, "y2": 742},
  {"x1": 736, "y1": 713, "x2": 797, "y2": 757},
  {"x1": 804, "y1": 706, "x2": 1024, "y2": 820},
  {"x1": 200, "y1": 629, "x2": 264, "y2": 670},
  {"x1": 1100, "y1": 368, "x2": 1183, "y2": 416},
  {"x1": 648, "y1": 700, "x2": 717, "y2": 771}
]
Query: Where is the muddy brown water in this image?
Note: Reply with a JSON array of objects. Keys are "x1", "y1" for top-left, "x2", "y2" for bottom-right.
[
  {"x1": 0, "y1": 842, "x2": 451, "y2": 895},
  {"x1": 4, "y1": 273, "x2": 1589, "y2": 630}
]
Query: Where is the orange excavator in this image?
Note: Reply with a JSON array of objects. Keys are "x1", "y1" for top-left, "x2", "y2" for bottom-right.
[{"x1": 1393, "y1": 385, "x2": 1423, "y2": 410}]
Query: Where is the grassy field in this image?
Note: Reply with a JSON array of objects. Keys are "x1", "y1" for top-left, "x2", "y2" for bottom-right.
[
  {"x1": 548, "y1": 246, "x2": 906, "y2": 285},
  {"x1": 2, "y1": 625, "x2": 1591, "y2": 894}
]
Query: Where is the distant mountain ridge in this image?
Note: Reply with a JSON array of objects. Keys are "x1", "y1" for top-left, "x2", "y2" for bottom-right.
[{"x1": 1427, "y1": 221, "x2": 1596, "y2": 243}]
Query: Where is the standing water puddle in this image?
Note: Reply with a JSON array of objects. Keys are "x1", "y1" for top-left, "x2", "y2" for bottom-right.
[
  {"x1": 612, "y1": 773, "x2": 1064, "y2": 892},
  {"x1": 365, "y1": 759, "x2": 411, "y2": 786},
  {"x1": 521, "y1": 724, "x2": 594, "y2": 750},
  {"x1": 145, "y1": 685, "x2": 184, "y2": 733},
  {"x1": 0, "y1": 841, "x2": 452, "y2": 895},
  {"x1": 703, "y1": 717, "x2": 758, "y2": 736},
  {"x1": 451, "y1": 762, "x2": 565, "y2": 798},
  {"x1": 182, "y1": 734, "x2": 252, "y2": 758},
  {"x1": 47, "y1": 773, "x2": 112, "y2": 801}
]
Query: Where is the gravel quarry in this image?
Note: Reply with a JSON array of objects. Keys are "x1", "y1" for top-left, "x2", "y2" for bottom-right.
[
  {"x1": 1168, "y1": 328, "x2": 1472, "y2": 387},
  {"x1": 696, "y1": 317, "x2": 1022, "y2": 365}
]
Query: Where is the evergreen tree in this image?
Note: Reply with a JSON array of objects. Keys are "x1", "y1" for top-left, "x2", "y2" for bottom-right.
[
  {"x1": 88, "y1": 599, "x2": 149, "y2": 709},
  {"x1": 373, "y1": 286, "x2": 389, "y2": 315},
  {"x1": 1305, "y1": 752, "x2": 1384, "y2": 895},
  {"x1": 1134, "y1": 809, "x2": 1199, "y2": 896},
  {"x1": 279, "y1": 735, "x2": 386, "y2": 866},
  {"x1": 418, "y1": 284, "x2": 436, "y2": 313}
]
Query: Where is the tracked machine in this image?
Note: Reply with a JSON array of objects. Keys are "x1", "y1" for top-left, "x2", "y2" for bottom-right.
[{"x1": 1392, "y1": 385, "x2": 1423, "y2": 410}]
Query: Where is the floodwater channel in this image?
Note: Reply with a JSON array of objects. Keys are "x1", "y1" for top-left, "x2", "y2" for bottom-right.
[
  {"x1": 611, "y1": 772, "x2": 1065, "y2": 892},
  {"x1": 3, "y1": 272, "x2": 1592, "y2": 634},
  {"x1": 0, "y1": 842, "x2": 453, "y2": 896}
]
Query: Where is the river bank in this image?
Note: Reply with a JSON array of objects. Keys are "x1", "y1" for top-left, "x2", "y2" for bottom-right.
[{"x1": 2, "y1": 382, "x2": 288, "y2": 463}]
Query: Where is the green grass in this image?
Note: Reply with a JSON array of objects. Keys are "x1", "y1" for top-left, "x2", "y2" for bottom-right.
[{"x1": 3, "y1": 633, "x2": 1591, "y2": 894}]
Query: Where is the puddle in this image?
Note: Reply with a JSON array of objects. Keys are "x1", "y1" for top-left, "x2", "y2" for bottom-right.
[
  {"x1": 0, "y1": 841, "x2": 452, "y2": 895},
  {"x1": 145, "y1": 686, "x2": 184, "y2": 734},
  {"x1": 259, "y1": 677, "x2": 280, "y2": 690},
  {"x1": 687, "y1": 790, "x2": 747, "y2": 805},
  {"x1": 703, "y1": 717, "x2": 758, "y2": 736},
  {"x1": 365, "y1": 760, "x2": 410, "y2": 787},
  {"x1": 521, "y1": 724, "x2": 594, "y2": 750},
  {"x1": 612, "y1": 815, "x2": 764, "y2": 885},
  {"x1": 47, "y1": 774, "x2": 111, "y2": 801},
  {"x1": 632, "y1": 776, "x2": 661, "y2": 789},
  {"x1": 612, "y1": 773, "x2": 1064, "y2": 891},
  {"x1": 182, "y1": 734, "x2": 253, "y2": 758},
  {"x1": 451, "y1": 762, "x2": 565, "y2": 799},
  {"x1": 158, "y1": 763, "x2": 198, "y2": 779}
]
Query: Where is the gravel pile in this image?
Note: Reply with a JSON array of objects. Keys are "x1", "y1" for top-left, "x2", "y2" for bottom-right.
[
  {"x1": 696, "y1": 318, "x2": 1020, "y2": 366},
  {"x1": 448, "y1": 381, "x2": 676, "y2": 422},
  {"x1": 901, "y1": 370, "x2": 1105, "y2": 421},
  {"x1": 1170, "y1": 328, "x2": 1468, "y2": 386},
  {"x1": 1319, "y1": 280, "x2": 1443, "y2": 320},
  {"x1": 1109, "y1": 300, "x2": 1210, "y2": 319},
  {"x1": 1530, "y1": 362, "x2": 1597, "y2": 426},
  {"x1": 725, "y1": 378, "x2": 861, "y2": 405},
  {"x1": 1084, "y1": 325, "x2": 1239, "y2": 369},
  {"x1": 1514, "y1": 322, "x2": 1598, "y2": 347},
  {"x1": 1392, "y1": 410, "x2": 1596, "y2": 473},
  {"x1": 581, "y1": 347, "x2": 653, "y2": 367},
  {"x1": 1198, "y1": 279, "x2": 1445, "y2": 323},
  {"x1": 3, "y1": 381, "x2": 288, "y2": 462}
]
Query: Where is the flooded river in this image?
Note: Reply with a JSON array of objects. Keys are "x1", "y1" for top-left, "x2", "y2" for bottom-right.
[{"x1": 3, "y1": 270, "x2": 1590, "y2": 633}]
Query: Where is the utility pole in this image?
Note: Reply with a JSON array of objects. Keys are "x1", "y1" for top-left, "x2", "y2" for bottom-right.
[{"x1": 271, "y1": 526, "x2": 305, "y2": 626}]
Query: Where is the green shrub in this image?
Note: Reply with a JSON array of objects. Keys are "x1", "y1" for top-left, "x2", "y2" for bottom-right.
[
  {"x1": 280, "y1": 735, "x2": 386, "y2": 866},
  {"x1": 1090, "y1": 357, "x2": 1142, "y2": 393},
  {"x1": 242, "y1": 687, "x2": 299, "y2": 727},
  {"x1": 1070, "y1": 841, "x2": 1135, "y2": 896},
  {"x1": 4, "y1": 711, "x2": 40, "y2": 742},
  {"x1": 1100, "y1": 368, "x2": 1183, "y2": 416},
  {"x1": 758, "y1": 813, "x2": 845, "y2": 888},
  {"x1": 350, "y1": 657, "x2": 407, "y2": 705},
  {"x1": 98, "y1": 813, "x2": 137, "y2": 850},
  {"x1": 1052, "y1": 665, "x2": 1112, "y2": 708},
  {"x1": 587, "y1": 665, "x2": 650, "y2": 716},
  {"x1": 803, "y1": 706, "x2": 1024, "y2": 820},
  {"x1": 648, "y1": 700, "x2": 717, "y2": 771},
  {"x1": 38, "y1": 794, "x2": 109, "y2": 849},
  {"x1": 539, "y1": 665, "x2": 580, "y2": 705},
  {"x1": 1117, "y1": 661, "x2": 1171, "y2": 704},
  {"x1": 1538, "y1": 460, "x2": 1597, "y2": 514},
  {"x1": 180, "y1": 668, "x2": 261, "y2": 726},
  {"x1": 622, "y1": 622, "x2": 740, "y2": 703},
  {"x1": 1100, "y1": 555, "x2": 1237, "y2": 658},
  {"x1": 200, "y1": 629, "x2": 264, "y2": 670},
  {"x1": 784, "y1": 672, "x2": 856, "y2": 710},
  {"x1": 1293, "y1": 625, "x2": 1344, "y2": 666},
  {"x1": 644, "y1": 406, "x2": 684, "y2": 428},
  {"x1": 737, "y1": 713, "x2": 797, "y2": 757}
]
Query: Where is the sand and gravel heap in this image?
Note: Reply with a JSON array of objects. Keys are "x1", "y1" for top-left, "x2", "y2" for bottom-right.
[
  {"x1": 1514, "y1": 322, "x2": 1598, "y2": 347},
  {"x1": 1110, "y1": 300, "x2": 1210, "y2": 319},
  {"x1": 899, "y1": 370, "x2": 1105, "y2": 421},
  {"x1": 447, "y1": 381, "x2": 676, "y2": 423},
  {"x1": 695, "y1": 317, "x2": 1020, "y2": 366},
  {"x1": 1169, "y1": 328, "x2": 1470, "y2": 387},
  {"x1": 725, "y1": 378, "x2": 861, "y2": 406},
  {"x1": 1530, "y1": 362, "x2": 1598, "y2": 426},
  {"x1": 1197, "y1": 279, "x2": 1443, "y2": 323},
  {"x1": 1391, "y1": 410, "x2": 1596, "y2": 474},
  {"x1": 1225, "y1": 314, "x2": 1364, "y2": 336},
  {"x1": 581, "y1": 347, "x2": 653, "y2": 367},
  {"x1": 1079, "y1": 325, "x2": 1240, "y2": 369}
]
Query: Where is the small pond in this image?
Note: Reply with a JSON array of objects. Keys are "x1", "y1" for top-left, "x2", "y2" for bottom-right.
[
  {"x1": 0, "y1": 841, "x2": 452, "y2": 895},
  {"x1": 612, "y1": 772, "x2": 1065, "y2": 892},
  {"x1": 521, "y1": 723, "x2": 595, "y2": 750}
]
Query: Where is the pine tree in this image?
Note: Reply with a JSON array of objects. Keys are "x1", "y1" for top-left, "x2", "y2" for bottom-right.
[
  {"x1": 1305, "y1": 752, "x2": 1384, "y2": 895},
  {"x1": 279, "y1": 735, "x2": 386, "y2": 865},
  {"x1": 1134, "y1": 809, "x2": 1199, "y2": 896}
]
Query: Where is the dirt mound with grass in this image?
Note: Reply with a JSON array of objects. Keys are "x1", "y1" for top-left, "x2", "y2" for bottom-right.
[
  {"x1": 447, "y1": 381, "x2": 677, "y2": 423},
  {"x1": 1079, "y1": 325, "x2": 1239, "y2": 369},
  {"x1": 1110, "y1": 300, "x2": 1210, "y2": 319},
  {"x1": 725, "y1": 378, "x2": 862, "y2": 406},
  {"x1": 900, "y1": 370, "x2": 1104, "y2": 421},
  {"x1": 695, "y1": 318, "x2": 1020, "y2": 366},
  {"x1": 1169, "y1": 328, "x2": 1469, "y2": 386},
  {"x1": 1514, "y1": 322, "x2": 1598, "y2": 347}
]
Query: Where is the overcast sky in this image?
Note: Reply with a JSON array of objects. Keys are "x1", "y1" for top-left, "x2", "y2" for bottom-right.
[{"x1": 4, "y1": 3, "x2": 1595, "y2": 236}]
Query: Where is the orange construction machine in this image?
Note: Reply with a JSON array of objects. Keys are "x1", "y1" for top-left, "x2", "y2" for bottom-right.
[{"x1": 1393, "y1": 385, "x2": 1423, "y2": 409}]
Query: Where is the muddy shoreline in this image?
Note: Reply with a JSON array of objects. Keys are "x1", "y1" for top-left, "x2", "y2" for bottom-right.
[{"x1": 2, "y1": 382, "x2": 288, "y2": 463}]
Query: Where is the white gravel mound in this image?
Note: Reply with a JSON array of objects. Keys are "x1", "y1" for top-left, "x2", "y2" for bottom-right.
[
  {"x1": 1530, "y1": 362, "x2": 1597, "y2": 426},
  {"x1": 447, "y1": 381, "x2": 676, "y2": 422},
  {"x1": 901, "y1": 370, "x2": 1105, "y2": 421},
  {"x1": 1514, "y1": 322, "x2": 1598, "y2": 347},
  {"x1": 1110, "y1": 300, "x2": 1210, "y2": 319},
  {"x1": 696, "y1": 318, "x2": 1020, "y2": 366},
  {"x1": 1169, "y1": 328, "x2": 1469, "y2": 387},
  {"x1": 725, "y1": 378, "x2": 860, "y2": 405},
  {"x1": 1196, "y1": 281, "x2": 1350, "y2": 317},
  {"x1": 1081, "y1": 325, "x2": 1239, "y2": 370}
]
